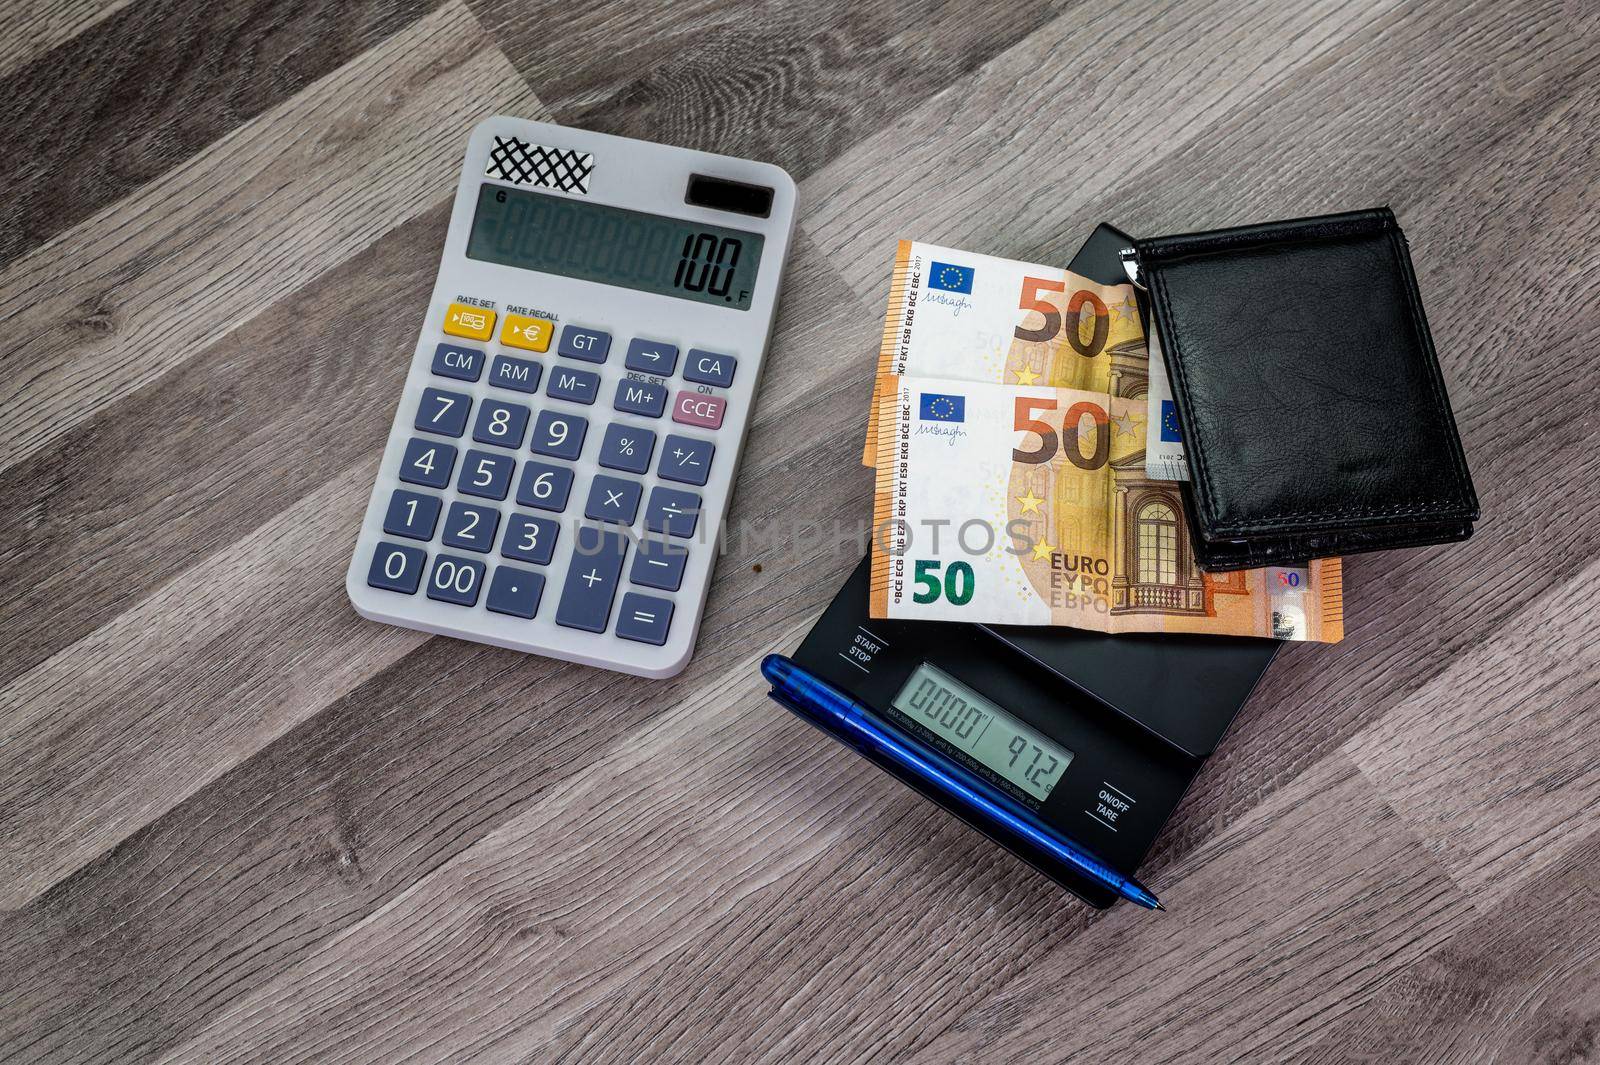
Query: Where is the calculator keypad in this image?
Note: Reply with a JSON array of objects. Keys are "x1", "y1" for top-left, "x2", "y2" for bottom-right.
[
  {"x1": 427, "y1": 554, "x2": 487, "y2": 605},
  {"x1": 370, "y1": 541, "x2": 428, "y2": 593},
  {"x1": 616, "y1": 593, "x2": 674, "y2": 645},
  {"x1": 399, "y1": 439, "x2": 457, "y2": 488},
  {"x1": 486, "y1": 566, "x2": 545, "y2": 618},
  {"x1": 499, "y1": 313, "x2": 553, "y2": 352},
  {"x1": 631, "y1": 538, "x2": 688, "y2": 591},
  {"x1": 682, "y1": 350, "x2": 736, "y2": 388},
  {"x1": 643, "y1": 486, "x2": 701, "y2": 538},
  {"x1": 502, "y1": 513, "x2": 559, "y2": 564},
  {"x1": 384, "y1": 490, "x2": 441, "y2": 540},
  {"x1": 598, "y1": 424, "x2": 656, "y2": 474},
  {"x1": 671, "y1": 392, "x2": 725, "y2": 429},
  {"x1": 516, "y1": 461, "x2": 575, "y2": 511},
  {"x1": 443, "y1": 302, "x2": 495, "y2": 341},
  {"x1": 365, "y1": 291, "x2": 751, "y2": 662},
  {"x1": 624, "y1": 338, "x2": 679, "y2": 375}
]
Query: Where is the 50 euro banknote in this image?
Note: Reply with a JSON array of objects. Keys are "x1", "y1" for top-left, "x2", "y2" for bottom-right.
[
  {"x1": 862, "y1": 241, "x2": 1146, "y2": 465},
  {"x1": 869, "y1": 374, "x2": 1344, "y2": 642}
]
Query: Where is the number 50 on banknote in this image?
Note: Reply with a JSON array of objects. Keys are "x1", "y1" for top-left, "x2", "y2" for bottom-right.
[{"x1": 869, "y1": 374, "x2": 1344, "y2": 643}]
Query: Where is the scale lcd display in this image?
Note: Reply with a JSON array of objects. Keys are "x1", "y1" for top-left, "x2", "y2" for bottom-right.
[
  {"x1": 465, "y1": 184, "x2": 764, "y2": 310},
  {"x1": 890, "y1": 662, "x2": 1073, "y2": 801}
]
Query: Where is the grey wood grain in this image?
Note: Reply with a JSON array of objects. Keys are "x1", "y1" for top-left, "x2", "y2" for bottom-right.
[
  {"x1": 910, "y1": 755, "x2": 1473, "y2": 1064},
  {"x1": 0, "y1": 1, "x2": 543, "y2": 480},
  {"x1": 0, "y1": 0, "x2": 442, "y2": 268},
  {"x1": 0, "y1": 0, "x2": 131, "y2": 77},
  {"x1": 467, "y1": 0, "x2": 1064, "y2": 180},
  {"x1": 1344, "y1": 554, "x2": 1600, "y2": 913},
  {"x1": 1, "y1": 0, "x2": 1597, "y2": 1060},
  {"x1": 1300, "y1": 835, "x2": 1600, "y2": 1064}
]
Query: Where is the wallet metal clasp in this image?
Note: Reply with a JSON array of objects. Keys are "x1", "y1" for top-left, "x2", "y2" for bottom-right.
[{"x1": 1118, "y1": 247, "x2": 1146, "y2": 290}]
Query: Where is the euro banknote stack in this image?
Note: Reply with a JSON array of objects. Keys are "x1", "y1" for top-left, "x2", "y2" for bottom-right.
[{"x1": 864, "y1": 241, "x2": 1345, "y2": 643}]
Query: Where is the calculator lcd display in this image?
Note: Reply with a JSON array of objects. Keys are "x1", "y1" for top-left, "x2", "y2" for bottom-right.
[
  {"x1": 889, "y1": 663, "x2": 1073, "y2": 801},
  {"x1": 466, "y1": 184, "x2": 764, "y2": 310}
]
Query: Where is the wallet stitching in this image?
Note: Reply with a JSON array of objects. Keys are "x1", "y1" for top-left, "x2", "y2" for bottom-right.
[{"x1": 1148, "y1": 220, "x2": 1474, "y2": 532}]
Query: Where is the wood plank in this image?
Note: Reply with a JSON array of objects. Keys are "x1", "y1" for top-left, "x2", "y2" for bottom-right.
[
  {"x1": 0, "y1": 0, "x2": 132, "y2": 78},
  {"x1": 1342, "y1": 556, "x2": 1600, "y2": 912},
  {"x1": 1300, "y1": 837, "x2": 1600, "y2": 1063},
  {"x1": 0, "y1": 0, "x2": 442, "y2": 267},
  {"x1": 0, "y1": 0, "x2": 542, "y2": 477},
  {"x1": 904, "y1": 754, "x2": 1472, "y2": 1064},
  {"x1": 543, "y1": 777, "x2": 1097, "y2": 1062},
  {"x1": 0, "y1": 201, "x2": 448, "y2": 688},
  {"x1": 141, "y1": 624, "x2": 1053, "y2": 1064},
  {"x1": 467, "y1": 0, "x2": 1061, "y2": 179},
  {"x1": 3, "y1": 620, "x2": 800, "y2": 1063},
  {"x1": 0, "y1": 459, "x2": 428, "y2": 910},
  {"x1": 799, "y1": 0, "x2": 1411, "y2": 302}
]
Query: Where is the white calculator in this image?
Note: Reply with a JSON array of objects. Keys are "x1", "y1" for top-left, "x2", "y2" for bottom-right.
[{"x1": 346, "y1": 117, "x2": 795, "y2": 677}]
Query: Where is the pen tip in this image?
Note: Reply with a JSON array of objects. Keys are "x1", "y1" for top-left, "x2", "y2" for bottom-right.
[{"x1": 1154, "y1": 901, "x2": 1166, "y2": 911}]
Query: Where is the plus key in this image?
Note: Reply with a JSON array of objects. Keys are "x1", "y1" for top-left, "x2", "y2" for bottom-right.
[{"x1": 554, "y1": 526, "x2": 630, "y2": 633}]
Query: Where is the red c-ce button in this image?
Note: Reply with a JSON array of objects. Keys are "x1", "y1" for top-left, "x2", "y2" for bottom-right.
[{"x1": 672, "y1": 391, "x2": 725, "y2": 429}]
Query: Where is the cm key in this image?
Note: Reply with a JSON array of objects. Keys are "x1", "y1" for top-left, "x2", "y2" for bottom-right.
[{"x1": 555, "y1": 525, "x2": 630, "y2": 632}]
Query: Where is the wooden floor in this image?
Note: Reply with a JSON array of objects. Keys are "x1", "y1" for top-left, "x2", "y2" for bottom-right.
[{"x1": 1, "y1": 1, "x2": 1597, "y2": 1061}]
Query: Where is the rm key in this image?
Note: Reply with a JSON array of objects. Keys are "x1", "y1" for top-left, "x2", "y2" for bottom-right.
[{"x1": 672, "y1": 392, "x2": 725, "y2": 429}]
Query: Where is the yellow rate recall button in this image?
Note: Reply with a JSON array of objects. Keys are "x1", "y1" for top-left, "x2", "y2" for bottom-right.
[
  {"x1": 499, "y1": 313, "x2": 553, "y2": 352},
  {"x1": 443, "y1": 301, "x2": 496, "y2": 340}
]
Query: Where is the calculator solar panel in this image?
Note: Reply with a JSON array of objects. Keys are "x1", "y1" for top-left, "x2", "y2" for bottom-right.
[{"x1": 346, "y1": 118, "x2": 796, "y2": 677}]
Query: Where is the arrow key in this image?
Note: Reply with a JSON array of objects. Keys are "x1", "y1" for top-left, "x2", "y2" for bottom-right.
[{"x1": 624, "y1": 338, "x2": 680, "y2": 375}]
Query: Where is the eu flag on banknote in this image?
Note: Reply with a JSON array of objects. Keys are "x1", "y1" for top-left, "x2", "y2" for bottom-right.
[
  {"x1": 927, "y1": 261, "x2": 974, "y2": 294},
  {"x1": 1160, "y1": 400, "x2": 1183, "y2": 442},
  {"x1": 919, "y1": 393, "x2": 965, "y2": 422}
]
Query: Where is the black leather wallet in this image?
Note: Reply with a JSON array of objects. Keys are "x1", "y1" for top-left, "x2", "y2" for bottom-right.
[{"x1": 1131, "y1": 207, "x2": 1478, "y2": 571}]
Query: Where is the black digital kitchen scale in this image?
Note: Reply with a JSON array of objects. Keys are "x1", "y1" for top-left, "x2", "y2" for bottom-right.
[
  {"x1": 780, "y1": 554, "x2": 1277, "y2": 906},
  {"x1": 772, "y1": 225, "x2": 1280, "y2": 907}
]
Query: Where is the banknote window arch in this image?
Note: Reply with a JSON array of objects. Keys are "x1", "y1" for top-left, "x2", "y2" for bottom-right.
[{"x1": 1136, "y1": 501, "x2": 1178, "y2": 585}]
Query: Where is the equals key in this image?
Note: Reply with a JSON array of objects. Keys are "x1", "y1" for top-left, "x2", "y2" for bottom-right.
[{"x1": 616, "y1": 593, "x2": 674, "y2": 645}]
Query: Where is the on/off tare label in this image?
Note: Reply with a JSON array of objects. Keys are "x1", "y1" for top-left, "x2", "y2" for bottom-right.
[{"x1": 1087, "y1": 781, "x2": 1136, "y2": 831}]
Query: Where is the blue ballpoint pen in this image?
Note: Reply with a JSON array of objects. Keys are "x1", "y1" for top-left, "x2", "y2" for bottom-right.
[{"x1": 762, "y1": 654, "x2": 1164, "y2": 911}]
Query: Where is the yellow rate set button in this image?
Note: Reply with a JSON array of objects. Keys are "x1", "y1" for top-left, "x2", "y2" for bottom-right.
[
  {"x1": 499, "y1": 313, "x2": 553, "y2": 352},
  {"x1": 443, "y1": 301, "x2": 496, "y2": 340}
]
